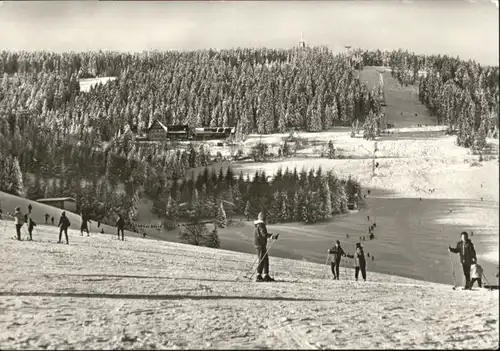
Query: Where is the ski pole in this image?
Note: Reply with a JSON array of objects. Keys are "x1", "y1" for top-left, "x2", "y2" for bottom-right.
[
  {"x1": 343, "y1": 258, "x2": 348, "y2": 280},
  {"x1": 236, "y1": 250, "x2": 261, "y2": 281},
  {"x1": 448, "y1": 250, "x2": 457, "y2": 290},
  {"x1": 247, "y1": 238, "x2": 276, "y2": 280},
  {"x1": 481, "y1": 271, "x2": 491, "y2": 287},
  {"x1": 324, "y1": 253, "x2": 330, "y2": 279}
]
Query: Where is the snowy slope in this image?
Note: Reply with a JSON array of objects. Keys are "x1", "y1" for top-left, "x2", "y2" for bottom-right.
[
  {"x1": 0, "y1": 225, "x2": 498, "y2": 350},
  {"x1": 0, "y1": 191, "x2": 136, "y2": 239}
]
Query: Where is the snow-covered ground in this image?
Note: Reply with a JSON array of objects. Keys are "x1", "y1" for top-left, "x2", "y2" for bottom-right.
[
  {"x1": 141, "y1": 127, "x2": 499, "y2": 281},
  {"x1": 79, "y1": 77, "x2": 117, "y2": 93},
  {"x1": 0, "y1": 226, "x2": 498, "y2": 350}
]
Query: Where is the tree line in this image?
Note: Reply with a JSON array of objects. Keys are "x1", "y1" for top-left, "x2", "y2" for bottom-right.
[{"x1": 159, "y1": 165, "x2": 362, "y2": 226}]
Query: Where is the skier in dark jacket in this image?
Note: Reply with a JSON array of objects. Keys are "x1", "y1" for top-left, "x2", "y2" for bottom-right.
[
  {"x1": 449, "y1": 231, "x2": 477, "y2": 290},
  {"x1": 58, "y1": 212, "x2": 71, "y2": 244},
  {"x1": 254, "y1": 212, "x2": 279, "y2": 282},
  {"x1": 116, "y1": 214, "x2": 125, "y2": 241},
  {"x1": 80, "y1": 212, "x2": 91, "y2": 236},
  {"x1": 44, "y1": 213, "x2": 49, "y2": 224},
  {"x1": 347, "y1": 243, "x2": 367, "y2": 281},
  {"x1": 51, "y1": 216, "x2": 54, "y2": 225},
  {"x1": 25, "y1": 211, "x2": 36, "y2": 241},
  {"x1": 327, "y1": 240, "x2": 346, "y2": 280}
]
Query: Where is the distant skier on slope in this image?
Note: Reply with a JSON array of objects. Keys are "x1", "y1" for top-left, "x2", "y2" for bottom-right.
[
  {"x1": 448, "y1": 231, "x2": 477, "y2": 290},
  {"x1": 25, "y1": 210, "x2": 36, "y2": 241},
  {"x1": 347, "y1": 243, "x2": 367, "y2": 281},
  {"x1": 44, "y1": 213, "x2": 49, "y2": 224},
  {"x1": 57, "y1": 212, "x2": 71, "y2": 244},
  {"x1": 80, "y1": 212, "x2": 91, "y2": 237},
  {"x1": 116, "y1": 214, "x2": 125, "y2": 241},
  {"x1": 327, "y1": 240, "x2": 346, "y2": 280},
  {"x1": 254, "y1": 212, "x2": 279, "y2": 282},
  {"x1": 12, "y1": 207, "x2": 25, "y2": 241}
]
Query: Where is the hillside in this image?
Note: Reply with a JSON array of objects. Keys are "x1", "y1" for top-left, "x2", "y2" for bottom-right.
[
  {"x1": 357, "y1": 67, "x2": 436, "y2": 128},
  {"x1": 0, "y1": 191, "x2": 136, "y2": 239},
  {"x1": 0, "y1": 226, "x2": 498, "y2": 349},
  {"x1": 137, "y1": 127, "x2": 500, "y2": 286}
]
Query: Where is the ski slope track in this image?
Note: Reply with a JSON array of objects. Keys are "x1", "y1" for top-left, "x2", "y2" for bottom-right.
[{"x1": 0, "y1": 226, "x2": 498, "y2": 350}]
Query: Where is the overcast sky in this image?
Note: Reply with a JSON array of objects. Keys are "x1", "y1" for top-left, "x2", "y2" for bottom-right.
[{"x1": 0, "y1": 0, "x2": 498, "y2": 65}]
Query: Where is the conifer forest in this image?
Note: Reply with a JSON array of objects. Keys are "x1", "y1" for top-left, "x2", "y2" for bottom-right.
[{"x1": 0, "y1": 48, "x2": 498, "y2": 231}]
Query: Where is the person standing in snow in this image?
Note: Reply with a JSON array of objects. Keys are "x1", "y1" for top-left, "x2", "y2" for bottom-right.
[
  {"x1": 44, "y1": 213, "x2": 49, "y2": 224},
  {"x1": 12, "y1": 207, "x2": 25, "y2": 241},
  {"x1": 58, "y1": 211, "x2": 71, "y2": 244},
  {"x1": 347, "y1": 243, "x2": 367, "y2": 281},
  {"x1": 25, "y1": 209, "x2": 36, "y2": 241},
  {"x1": 327, "y1": 240, "x2": 346, "y2": 280},
  {"x1": 254, "y1": 212, "x2": 279, "y2": 282},
  {"x1": 51, "y1": 216, "x2": 54, "y2": 225},
  {"x1": 116, "y1": 214, "x2": 125, "y2": 241},
  {"x1": 449, "y1": 231, "x2": 477, "y2": 290},
  {"x1": 469, "y1": 263, "x2": 483, "y2": 288},
  {"x1": 80, "y1": 212, "x2": 91, "y2": 236}
]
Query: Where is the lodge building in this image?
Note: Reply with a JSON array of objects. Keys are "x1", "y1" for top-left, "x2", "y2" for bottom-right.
[{"x1": 144, "y1": 119, "x2": 234, "y2": 142}]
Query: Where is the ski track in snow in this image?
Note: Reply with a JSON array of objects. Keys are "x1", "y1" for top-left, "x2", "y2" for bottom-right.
[{"x1": 1, "y1": 226, "x2": 498, "y2": 350}]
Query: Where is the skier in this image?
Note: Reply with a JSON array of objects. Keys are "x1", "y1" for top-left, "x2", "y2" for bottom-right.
[
  {"x1": 57, "y1": 212, "x2": 71, "y2": 244},
  {"x1": 44, "y1": 213, "x2": 49, "y2": 224},
  {"x1": 347, "y1": 243, "x2": 367, "y2": 281},
  {"x1": 143, "y1": 232, "x2": 147, "y2": 238},
  {"x1": 367, "y1": 215, "x2": 370, "y2": 221},
  {"x1": 327, "y1": 240, "x2": 346, "y2": 280},
  {"x1": 254, "y1": 212, "x2": 279, "y2": 282},
  {"x1": 346, "y1": 233, "x2": 349, "y2": 239},
  {"x1": 116, "y1": 214, "x2": 125, "y2": 241},
  {"x1": 25, "y1": 210, "x2": 36, "y2": 241},
  {"x1": 369, "y1": 232, "x2": 375, "y2": 240},
  {"x1": 470, "y1": 263, "x2": 483, "y2": 288},
  {"x1": 28, "y1": 204, "x2": 32, "y2": 213},
  {"x1": 51, "y1": 216, "x2": 55, "y2": 225},
  {"x1": 12, "y1": 207, "x2": 25, "y2": 241},
  {"x1": 0, "y1": 208, "x2": 3, "y2": 220},
  {"x1": 448, "y1": 231, "x2": 477, "y2": 290},
  {"x1": 80, "y1": 212, "x2": 91, "y2": 236}
]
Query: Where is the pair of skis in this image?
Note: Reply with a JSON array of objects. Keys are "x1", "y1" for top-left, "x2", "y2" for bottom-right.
[{"x1": 239, "y1": 235, "x2": 279, "y2": 281}]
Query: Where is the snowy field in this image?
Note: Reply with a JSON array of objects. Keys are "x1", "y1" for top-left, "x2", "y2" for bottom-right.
[
  {"x1": 79, "y1": 77, "x2": 117, "y2": 93},
  {"x1": 170, "y1": 128, "x2": 500, "y2": 283},
  {"x1": 0, "y1": 226, "x2": 498, "y2": 350}
]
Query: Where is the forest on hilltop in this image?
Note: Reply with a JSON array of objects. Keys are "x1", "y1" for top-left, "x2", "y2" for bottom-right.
[{"x1": 0, "y1": 47, "x2": 498, "y2": 232}]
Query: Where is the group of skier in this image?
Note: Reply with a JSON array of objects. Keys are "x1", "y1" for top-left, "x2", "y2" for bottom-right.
[
  {"x1": 253, "y1": 211, "x2": 369, "y2": 282},
  {"x1": 3, "y1": 205, "x2": 127, "y2": 244},
  {"x1": 253, "y1": 211, "x2": 490, "y2": 289},
  {"x1": 326, "y1": 240, "x2": 367, "y2": 281},
  {"x1": 1, "y1": 203, "x2": 492, "y2": 289}
]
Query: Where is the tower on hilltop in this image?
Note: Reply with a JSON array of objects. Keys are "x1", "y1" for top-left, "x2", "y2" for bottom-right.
[{"x1": 299, "y1": 32, "x2": 306, "y2": 49}]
